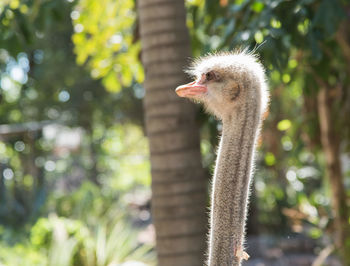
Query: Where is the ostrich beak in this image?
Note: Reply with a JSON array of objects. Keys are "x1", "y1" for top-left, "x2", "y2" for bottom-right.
[{"x1": 175, "y1": 81, "x2": 207, "y2": 97}]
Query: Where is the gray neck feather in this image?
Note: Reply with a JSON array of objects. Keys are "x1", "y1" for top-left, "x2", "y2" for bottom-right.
[{"x1": 207, "y1": 101, "x2": 261, "y2": 266}]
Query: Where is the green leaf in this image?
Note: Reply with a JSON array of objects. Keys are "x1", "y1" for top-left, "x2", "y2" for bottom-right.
[
  {"x1": 103, "y1": 72, "x2": 121, "y2": 93},
  {"x1": 265, "y1": 152, "x2": 276, "y2": 166},
  {"x1": 277, "y1": 119, "x2": 292, "y2": 131},
  {"x1": 254, "y1": 30, "x2": 264, "y2": 44},
  {"x1": 251, "y1": 2, "x2": 264, "y2": 13}
]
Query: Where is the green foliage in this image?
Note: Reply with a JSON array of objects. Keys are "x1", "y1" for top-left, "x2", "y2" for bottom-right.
[
  {"x1": 29, "y1": 215, "x2": 154, "y2": 266},
  {"x1": 0, "y1": 240, "x2": 47, "y2": 266},
  {"x1": 0, "y1": 183, "x2": 155, "y2": 266},
  {"x1": 0, "y1": 0, "x2": 145, "y2": 225},
  {"x1": 72, "y1": 0, "x2": 143, "y2": 93},
  {"x1": 188, "y1": 0, "x2": 346, "y2": 66},
  {"x1": 0, "y1": 215, "x2": 154, "y2": 266}
]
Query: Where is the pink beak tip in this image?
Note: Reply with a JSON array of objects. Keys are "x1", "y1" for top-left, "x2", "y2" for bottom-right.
[{"x1": 175, "y1": 81, "x2": 207, "y2": 97}]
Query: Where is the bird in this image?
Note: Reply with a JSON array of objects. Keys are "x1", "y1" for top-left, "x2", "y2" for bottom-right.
[{"x1": 175, "y1": 50, "x2": 269, "y2": 266}]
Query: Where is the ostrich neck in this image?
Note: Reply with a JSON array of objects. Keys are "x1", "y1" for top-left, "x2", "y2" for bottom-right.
[{"x1": 208, "y1": 103, "x2": 260, "y2": 266}]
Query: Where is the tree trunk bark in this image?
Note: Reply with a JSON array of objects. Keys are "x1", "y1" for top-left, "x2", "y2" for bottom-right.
[
  {"x1": 138, "y1": 1, "x2": 207, "y2": 265},
  {"x1": 317, "y1": 88, "x2": 350, "y2": 264}
]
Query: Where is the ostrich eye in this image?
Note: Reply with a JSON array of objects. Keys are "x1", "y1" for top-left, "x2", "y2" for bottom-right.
[{"x1": 205, "y1": 71, "x2": 216, "y2": 81}]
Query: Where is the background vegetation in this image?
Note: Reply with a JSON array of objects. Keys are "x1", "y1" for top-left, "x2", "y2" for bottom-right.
[{"x1": 0, "y1": 0, "x2": 349, "y2": 265}]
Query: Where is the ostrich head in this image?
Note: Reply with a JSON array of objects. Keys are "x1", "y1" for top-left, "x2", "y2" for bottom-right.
[{"x1": 176, "y1": 51, "x2": 269, "y2": 121}]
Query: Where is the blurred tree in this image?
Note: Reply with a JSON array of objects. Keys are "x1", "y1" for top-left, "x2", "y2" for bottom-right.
[
  {"x1": 0, "y1": 0, "x2": 144, "y2": 225},
  {"x1": 137, "y1": 0, "x2": 207, "y2": 265}
]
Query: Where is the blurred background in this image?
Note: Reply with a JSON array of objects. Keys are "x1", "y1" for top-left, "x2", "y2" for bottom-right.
[{"x1": 0, "y1": 0, "x2": 349, "y2": 265}]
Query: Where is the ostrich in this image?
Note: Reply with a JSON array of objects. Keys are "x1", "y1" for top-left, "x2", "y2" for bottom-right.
[{"x1": 175, "y1": 51, "x2": 269, "y2": 266}]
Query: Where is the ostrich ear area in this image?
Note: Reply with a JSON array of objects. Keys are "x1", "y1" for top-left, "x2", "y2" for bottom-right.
[{"x1": 175, "y1": 81, "x2": 207, "y2": 98}]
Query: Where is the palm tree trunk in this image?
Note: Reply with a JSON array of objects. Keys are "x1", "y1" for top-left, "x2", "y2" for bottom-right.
[{"x1": 138, "y1": 1, "x2": 207, "y2": 265}]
